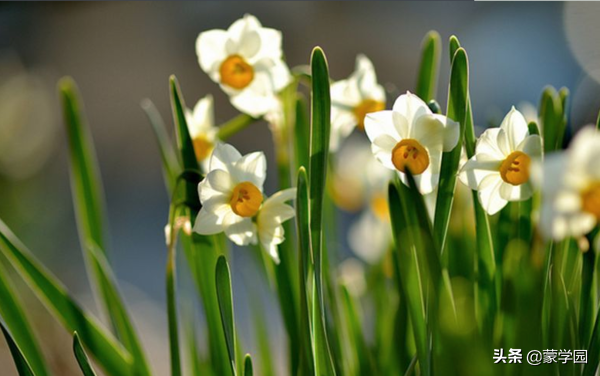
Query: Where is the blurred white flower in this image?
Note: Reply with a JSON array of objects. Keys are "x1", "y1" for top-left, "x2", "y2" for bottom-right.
[
  {"x1": 330, "y1": 55, "x2": 386, "y2": 151},
  {"x1": 0, "y1": 63, "x2": 57, "y2": 180},
  {"x1": 196, "y1": 14, "x2": 292, "y2": 117},
  {"x1": 365, "y1": 91, "x2": 459, "y2": 195},
  {"x1": 349, "y1": 192, "x2": 392, "y2": 264},
  {"x1": 331, "y1": 135, "x2": 393, "y2": 212},
  {"x1": 186, "y1": 95, "x2": 218, "y2": 168},
  {"x1": 337, "y1": 258, "x2": 367, "y2": 297},
  {"x1": 459, "y1": 107, "x2": 542, "y2": 215},
  {"x1": 256, "y1": 188, "x2": 296, "y2": 263},
  {"x1": 540, "y1": 127, "x2": 600, "y2": 240},
  {"x1": 192, "y1": 143, "x2": 295, "y2": 262},
  {"x1": 193, "y1": 143, "x2": 266, "y2": 245}
]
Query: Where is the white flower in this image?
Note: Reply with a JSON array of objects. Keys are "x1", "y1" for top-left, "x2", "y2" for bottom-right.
[
  {"x1": 337, "y1": 258, "x2": 367, "y2": 297},
  {"x1": 459, "y1": 107, "x2": 542, "y2": 215},
  {"x1": 540, "y1": 127, "x2": 600, "y2": 240},
  {"x1": 193, "y1": 143, "x2": 266, "y2": 246},
  {"x1": 349, "y1": 192, "x2": 392, "y2": 264},
  {"x1": 330, "y1": 55, "x2": 386, "y2": 151},
  {"x1": 364, "y1": 91, "x2": 460, "y2": 195},
  {"x1": 196, "y1": 14, "x2": 292, "y2": 118},
  {"x1": 186, "y1": 95, "x2": 218, "y2": 168},
  {"x1": 331, "y1": 135, "x2": 393, "y2": 212},
  {"x1": 256, "y1": 188, "x2": 296, "y2": 263},
  {"x1": 192, "y1": 143, "x2": 295, "y2": 263}
]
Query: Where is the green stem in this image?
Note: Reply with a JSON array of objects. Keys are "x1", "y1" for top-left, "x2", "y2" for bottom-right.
[
  {"x1": 217, "y1": 114, "x2": 259, "y2": 140},
  {"x1": 166, "y1": 205, "x2": 182, "y2": 376}
]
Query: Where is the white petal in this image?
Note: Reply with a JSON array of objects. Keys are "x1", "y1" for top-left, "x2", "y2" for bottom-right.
[
  {"x1": 477, "y1": 175, "x2": 507, "y2": 215},
  {"x1": 348, "y1": 212, "x2": 390, "y2": 264},
  {"x1": 517, "y1": 134, "x2": 542, "y2": 159},
  {"x1": 364, "y1": 110, "x2": 406, "y2": 143},
  {"x1": 392, "y1": 91, "x2": 432, "y2": 124},
  {"x1": 193, "y1": 208, "x2": 225, "y2": 235},
  {"x1": 458, "y1": 157, "x2": 502, "y2": 191},
  {"x1": 229, "y1": 72, "x2": 280, "y2": 117},
  {"x1": 225, "y1": 218, "x2": 257, "y2": 246},
  {"x1": 371, "y1": 135, "x2": 397, "y2": 170},
  {"x1": 205, "y1": 169, "x2": 234, "y2": 194},
  {"x1": 196, "y1": 30, "x2": 229, "y2": 76},
  {"x1": 499, "y1": 181, "x2": 533, "y2": 201},
  {"x1": 330, "y1": 107, "x2": 357, "y2": 152},
  {"x1": 231, "y1": 151, "x2": 267, "y2": 188},
  {"x1": 209, "y1": 143, "x2": 242, "y2": 172},
  {"x1": 190, "y1": 95, "x2": 215, "y2": 137},
  {"x1": 331, "y1": 78, "x2": 361, "y2": 108},
  {"x1": 411, "y1": 114, "x2": 445, "y2": 149},
  {"x1": 499, "y1": 107, "x2": 529, "y2": 152},
  {"x1": 476, "y1": 128, "x2": 508, "y2": 160},
  {"x1": 263, "y1": 188, "x2": 296, "y2": 208}
]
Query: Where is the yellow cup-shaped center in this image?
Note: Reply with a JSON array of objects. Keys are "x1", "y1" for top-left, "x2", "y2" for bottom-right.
[
  {"x1": 353, "y1": 99, "x2": 386, "y2": 130},
  {"x1": 193, "y1": 135, "x2": 214, "y2": 162},
  {"x1": 582, "y1": 183, "x2": 600, "y2": 219},
  {"x1": 219, "y1": 55, "x2": 254, "y2": 90},
  {"x1": 391, "y1": 139, "x2": 430, "y2": 175},
  {"x1": 229, "y1": 182, "x2": 262, "y2": 217},
  {"x1": 499, "y1": 151, "x2": 531, "y2": 186},
  {"x1": 370, "y1": 194, "x2": 390, "y2": 222}
]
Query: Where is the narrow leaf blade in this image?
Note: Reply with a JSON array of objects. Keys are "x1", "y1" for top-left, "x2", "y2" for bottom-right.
[{"x1": 73, "y1": 332, "x2": 98, "y2": 376}]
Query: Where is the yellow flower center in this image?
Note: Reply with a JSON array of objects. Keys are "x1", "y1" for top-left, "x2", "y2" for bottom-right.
[
  {"x1": 353, "y1": 99, "x2": 386, "y2": 130},
  {"x1": 193, "y1": 135, "x2": 214, "y2": 162},
  {"x1": 229, "y1": 182, "x2": 262, "y2": 217},
  {"x1": 499, "y1": 151, "x2": 531, "y2": 186},
  {"x1": 371, "y1": 193, "x2": 389, "y2": 222},
  {"x1": 582, "y1": 182, "x2": 600, "y2": 219},
  {"x1": 391, "y1": 139, "x2": 429, "y2": 175},
  {"x1": 219, "y1": 55, "x2": 254, "y2": 89}
]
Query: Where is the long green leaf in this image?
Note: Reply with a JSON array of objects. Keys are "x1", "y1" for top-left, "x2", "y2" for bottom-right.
[
  {"x1": 1, "y1": 322, "x2": 35, "y2": 376},
  {"x1": 60, "y1": 78, "x2": 150, "y2": 376},
  {"x1": 166, "y1": 207, "x2": 182, "y2": 376},
  {"x1": 243, "y1": 354, "x2": 253, "y2": 376},
  {"x1": 141, "y1": 98, "x2": 181, "y2": 194},
  {"x1": 73, "y1": 332, "x2": 98, "y2": 376},
  {"x1": 433, "y1": 47, "x2": 469, "y2": 253},
  {"x1": 415, "y1": 31, "x2": 441, "y2": 102},
  {"x1": 0, "y1": 219, "x2": 133, "y2": 376},
  {"x1": 297, "y1": 167, "x2": 316, "y2": 376},
  {"x1": 0, "y1": 264, "x2": 49, "y2": 376},
  {"x1": 217, "y1": 114, "x2": 257, "y2": 141},
  {"x1": 308, "y1": 47, "x2": 336, "y2": 376},
  {"x1": 216, "y1": 255, "x2": 237, "y2": 375},
  {"x1": 388, "y1": 183, "x2": 429, "y2": 376}
]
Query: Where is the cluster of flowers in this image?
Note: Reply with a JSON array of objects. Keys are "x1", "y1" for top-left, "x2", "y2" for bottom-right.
[{"x1": 189, "y1": 14, "x2": 600, "y2": 264}]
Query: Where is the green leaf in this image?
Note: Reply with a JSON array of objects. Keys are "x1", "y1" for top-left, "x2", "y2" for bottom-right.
[
  {"x1": 73, "y1": 332, "x2": 98, "y2": 376},
  {"x1": 296, "y1": 167, "x2": 316, "y2": 376},
  {"x1": 308, "y1": 47, "x2": 336, "y2": 376},
  {"x1": 585, "y1": 282, "x2": 600, "y2": 376},
  {"x1": 59, "y1": 77, "x2": 108, "y2": 254},
  {"x1": 141, "y1": 98, "x2": 181, "y2": 194},
  {"x1": 170, "y1": 75, "x2": 201, "y2": 216},
  {"x1": 294, "y1": 96, "x2": 310, "y2": 171},
  {"x1": 0, "y1": 263, "x2": 49, "y2": 376},
  {"x1": 0, "y1": 219, "x2": 134, "y2": 376},
  {"x1": 243, "y1": 354, "x2": 253, "y2": 376},
  {"x1": 59, "y1": 78, "x2": 150, "y2": 376},
  {"x1": 449, "y1": 35, "x2": 461, "y2": 63},
  {"x1": 1, "y1": 322, "x2": 35, "y2": 376},
  {"x1": 433, "y1": 47, "x2": 469, "y2": 253},
  {"x1": 216, "y1": 255, "x2": 237, "y2": 375},
  {"x1": 217, "y1": 114, "x2": 257, "y2": 141},
  {"x1": 539, "y1": 86, "x2": 563, "y2": 153},
  {"x1": 166, "y1": 207, "x2": 182, "y2": 376},
  {"x1": 415, "y1": 31, "x2": 441, "y2": 102},
  {"x1": 388, "y1": 183, "x2": 429, "y2": 376}
]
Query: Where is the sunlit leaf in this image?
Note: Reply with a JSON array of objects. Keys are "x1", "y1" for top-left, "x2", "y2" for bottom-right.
[{"x1": 73, "y1": 332, "x2": 98, "y2": 376}]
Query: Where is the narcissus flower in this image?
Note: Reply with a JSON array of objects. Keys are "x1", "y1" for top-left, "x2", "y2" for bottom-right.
[
  {"x1": 196, "y1": 14, "x2": 291, "y2": 118},
  {"x1": 193, "y1": 143, "x2": 295, "y2": 262},
  {"x1": 330, "y1": 55, "x2": 386, "y2": 151},
  {"x1": 459, "y1": 107, "x2": 542, "y2": 215},
  {"x1": 365, "y1": 92, "x2": 459, "y2": 195},
  {"x1": 193, "y1": 143, "x2": 266, "y2": 245},
  {"x1": 186, "y1": 95, "x2": 218, "y2": 166},
  {"x1": 540, "y1": 127, "x2": 600, "y2": 240}
]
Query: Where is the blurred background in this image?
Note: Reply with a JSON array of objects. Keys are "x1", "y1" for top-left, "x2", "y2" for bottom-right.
[{"x1": 1, "y1": 2, "x2": 600, "y2": 374}]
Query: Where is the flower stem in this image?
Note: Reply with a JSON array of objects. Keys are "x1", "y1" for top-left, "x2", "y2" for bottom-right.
[{"x1": 217, "y1": 114, "x2": 259, "y2": 141}]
